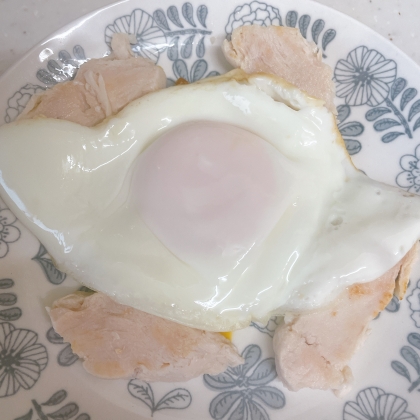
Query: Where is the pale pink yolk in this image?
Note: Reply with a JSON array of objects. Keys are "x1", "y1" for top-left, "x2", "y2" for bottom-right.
[{"x1": 132, "y1": 121, "x2": 289, "y2": 279}]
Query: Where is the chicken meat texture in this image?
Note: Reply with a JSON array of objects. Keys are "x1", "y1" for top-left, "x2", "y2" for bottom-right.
[
  {"x1": 18, "y1": 34, "x2": 167, "y2": 126},
  {"x1": 274, "y1": 243, "x2": 418, "y2": 395},
  {"x1": 49, "y1": 292, "x2": 243, "y2": 382},
  {"x1": 223, "y1": 25, "x2": 336, "y2": 114}
]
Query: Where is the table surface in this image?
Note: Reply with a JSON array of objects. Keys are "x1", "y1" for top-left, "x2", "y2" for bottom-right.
[{"x1": 0, "y1": 0, "x2": 419, "y2": 77}]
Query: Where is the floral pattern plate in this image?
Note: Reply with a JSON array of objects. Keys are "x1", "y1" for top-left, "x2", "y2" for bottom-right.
[{"x1": 1, "y1": 0, "x2": 420, "y2": 419}]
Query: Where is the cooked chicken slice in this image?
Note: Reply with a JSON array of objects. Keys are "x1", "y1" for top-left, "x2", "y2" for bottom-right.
[
  {"x1": 49, "y1": 292, "x2": 243, "y2": 382},
  {"x1": 18, "y1": 34, "x2": 166, "y2": 126},
  {"x1": 273, "y1": 243, "x2": 418, "y2": 395},
  {"x1": 222, "y1": 25, "x2": 336, "y2": 114}
]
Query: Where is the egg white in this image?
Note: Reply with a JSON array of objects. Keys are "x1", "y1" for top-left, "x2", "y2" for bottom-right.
[{"x1": 0, "y1": 70, "x2": 419, "y2": 331}]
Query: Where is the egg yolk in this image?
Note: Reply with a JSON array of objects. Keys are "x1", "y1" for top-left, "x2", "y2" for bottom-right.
[
  {"x1": 132, "y1": 121, "x2": 290, "y2": 281},
  {"x1": 219, "y1": 331, "x2": 233, "y2": 340}
]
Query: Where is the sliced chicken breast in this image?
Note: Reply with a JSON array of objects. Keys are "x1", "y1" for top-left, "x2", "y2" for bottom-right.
[
  {"x1": 18, "y1": 34, "x2": 166, "y2": 126},
  {"x1": 222, "y1": 25, "x2": 336, "y2": 114},
  {"x1": 49, "y1": 292, "x2": 243, "y2": 381},
  {"x1": 273, "y1": 243, "x2": 418, "y2": 395}
]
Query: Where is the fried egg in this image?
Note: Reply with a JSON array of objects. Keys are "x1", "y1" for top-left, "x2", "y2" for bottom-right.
[{"x1": 0, "y1": 70, "x2": 420, "y2": 331}]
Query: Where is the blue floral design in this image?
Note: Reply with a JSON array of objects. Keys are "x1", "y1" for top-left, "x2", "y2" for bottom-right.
[
  {"x1": 155, "y1": 3, "x2": 218, "y2": 84},
  {"x1": 4, "y1": 47, "x2": 85, "y2": 123},
  {"x1": 391, "y1": 332, "x2": 420, "y2": 392},
  {"x1": 335, "y1": 46, "x2": 397, "y2": 107},
  {"x1": 105, "y1": 9, "x2": 167, "y2": 64},
  {"x1": 337, "y1": 104, "x2": 364, "y2": 155},
  {"x1": 4, "y1": 83, "x2": 45, "y2": 123},
  {"x1": 251, "y1": 316, "x2": 281, "y2": 337},
  {"x1": 204, "y1": 344, "x2": 285, "y2": 420},
  {"x1": 46, "y1": 327, "x2": 78, "y2": 368},
  {"x1": 335, "y1": 46, "x2": 420, "y2": 144},
  {"x1": 14, "y1": 389, "x2": 91, "y2": 420},
  {"x1": 32, "y1": 243, "x2": 67, "y2": 285},
  {"x1": 105, "y1": 5, "x2": 218, "y2": 85},
  {"x1": 0, "y1": 208, "x2": 21, "y2": 259},
  {"x1": 45, "y1": 290, "x2": 95, "y2": 368},
  {"x1": 384, "y1": 294, "x2": 400, "y2": 313},
  {"x1": 407, "y1": 278, "x2": 420, "y2": 327},
  {"x1": 0, "y1": 278, "x2": 21, "y2": 323},
  {"x1": 283, "y1": 11, "x2": 336, "y2": 57},
  {"x1": 343, "y1": 387, "x2": 417, "y2": 419},
  {"x1": 396, "y1": 145, "x2": 420, "y2": 193},
  {"x1": 0, "y1": 322, "x2": 48, "y2": 398},
  {"x1": 225, "y1": 1, "x2": 282, "y2": 38},
  {"x1": 169, "y1": 59, "x2": 219, "y2": 84},
  {"x1": 392, "y1": 278, "x2": 420, "y2": 392},
  {"x1": 152, "y1": 4, "x2": 211, "y2": 38},
  {"x1": 36, "y1": 45, "x2": 86, "y2": 86},
  {"x1": 128, "y1": 380, "x2": 192, "y2": 416},
  {"x1": 225, "y1": 2, "x2": 336, "y2": 57},
  {"x1": 372, "y1": 294, "x2": 401, "y2": 320}
]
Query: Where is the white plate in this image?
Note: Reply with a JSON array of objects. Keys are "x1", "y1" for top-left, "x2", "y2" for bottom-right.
[{"x1": 1, "y1": 0, "x2": 420, "y2": 419}]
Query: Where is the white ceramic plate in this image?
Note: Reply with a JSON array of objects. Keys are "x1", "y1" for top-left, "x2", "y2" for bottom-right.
[{"x1": 2, "y1": 0, "x2": 420, "y2": 419}]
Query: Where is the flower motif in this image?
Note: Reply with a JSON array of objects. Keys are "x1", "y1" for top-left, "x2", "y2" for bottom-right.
[
  {"x1": 251, "y1": 316, "x2": 282, "y2": 337},
  {"x1": 396, "y1": 145, "x2": 420, "y2": 193},
  {"x1": 128, "y1": 380, "x2": 192, "y2": 416},
  {"x1": 391, "y1": 333, "x2": 420, "y2": 392},
  {"x1": 36, "y1": 46, "x2": 86, "y2": 86},
  {"x1": 204, "y1": 344, "x2": 285, "y2": 420},
  {"x1": 336, "y1": 104, "x2": 364, "y2": 155},
  {"x1": 385, "y1": 294, "x2": 400, "y2": 313},
  {"x1": 32, "y1": 243, "x2": 67, "y2": 285},
  {"x1": 14, "y1": 389, "x2": 91, "y2": 420},
  {"x1": 0, "y1": 278, "x2": 21, "y2": 323},
  {"x1": 225, "y1": 1, "x2": 282, "y2": 38},
  {"x1": 169, "y1": 59, "x2": 220, "y2": 85},
  {"x1": 335, "y1": 46, "x2": 397, "y2": 107},
  {"x1": 105, "y1": 9, "x2": 167, "y2": 64},
  {"x1": 4, "y1": 84, "x2": 45, "y2": 123},
  {"x1": 0, "y1": 322, "x2": 48, "y2": 398},
  {"x1": 0, "y1": 209, "x2": 21, "y2": 259},
  {"x1": 343, "y1": 387, "x2": 417, "y2": 420},
  {"x1": 407, "y1": 279, "x2": 420, "y2": 328},
  {"x1": 46, "y1": 327, "x2": 78, "y2": 367}
]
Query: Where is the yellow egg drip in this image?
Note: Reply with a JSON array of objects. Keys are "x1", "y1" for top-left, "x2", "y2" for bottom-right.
[{"x1": 219, "y1": 331, "x2": 232, "y2": 340}]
